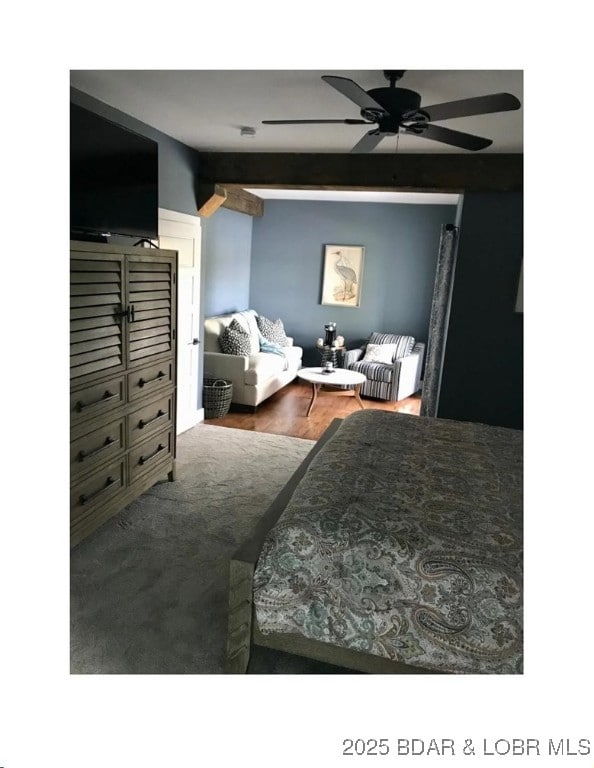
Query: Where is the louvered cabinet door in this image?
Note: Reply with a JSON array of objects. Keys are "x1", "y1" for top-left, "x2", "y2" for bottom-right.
[
  {"x1": 70, "y1": 253, "x2": 125, "y2": 382},
  {"x1": 126, "y1": 254, "x2": 176, "y2": 368},
  {"x1": 70, "y1": 243, "x2": 178, "y2": 547}
]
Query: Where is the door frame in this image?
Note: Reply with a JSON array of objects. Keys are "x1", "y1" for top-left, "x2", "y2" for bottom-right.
[{"x1": 158, "y1": 207, "x2": 203, "y2": 432}]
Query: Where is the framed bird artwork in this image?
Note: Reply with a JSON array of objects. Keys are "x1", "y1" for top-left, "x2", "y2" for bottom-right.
[{"x1": 321, "y1": 244, "x2": 365, "y2": 307}]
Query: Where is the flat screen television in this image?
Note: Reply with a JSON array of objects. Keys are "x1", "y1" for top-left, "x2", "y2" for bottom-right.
[{"x1": 70, "y1": 103, "x2": 159, "y2": 241}]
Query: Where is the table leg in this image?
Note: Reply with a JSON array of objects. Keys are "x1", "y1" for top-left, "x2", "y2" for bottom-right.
[
  {"x1": 306, "y1": 382, "x2": 319, "y2": 416},
  {"x1": 353, "y1": 384, "x2": 365, "y2": 410}
]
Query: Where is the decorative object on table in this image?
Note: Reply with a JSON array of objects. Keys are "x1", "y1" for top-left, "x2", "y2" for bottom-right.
[
  {"x1": 321, "y1": 245, "x2": 364, "y2": 307},
  {"x1": 203, "y1": 378, "x2": 233, "y2": 419},
  {"x1": 324, "y1": 321, "x2": 337, "y2": 346},
  {"x1": 317, "y1": 322, "x2": 344, "y2": 370}
]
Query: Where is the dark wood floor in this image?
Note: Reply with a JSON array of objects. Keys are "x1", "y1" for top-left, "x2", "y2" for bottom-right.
[{"x1": 204, "y1": 379, "x2": 421, "y2": 441}]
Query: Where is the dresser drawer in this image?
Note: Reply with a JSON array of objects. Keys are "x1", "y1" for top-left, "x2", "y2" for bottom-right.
[
  {"x1": 128, "y1": 394, "x2": 173, "y2": 447},
  {"x1": 70, "y1": 376, "x2": 125, "y2": 425},
  {"x1": 70, "y1": 418, "x2": 125, "y2": 479},
  {"x1": 129, "y1": 429, "x2": 173, "y2": 484},
  {"x1": 70, "y1": 459, "x2": 125, "y2": 524},
  {"x1": 128, "y1": 360, "x2": 173, "y2": 402}
]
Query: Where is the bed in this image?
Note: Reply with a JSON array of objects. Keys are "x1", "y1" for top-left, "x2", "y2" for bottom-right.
[{"x1": 226, "y1": 409, "x2": 523, "y2": 674}]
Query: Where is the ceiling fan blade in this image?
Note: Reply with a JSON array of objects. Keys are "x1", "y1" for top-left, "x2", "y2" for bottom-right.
[
  {"x1": 351, "y1": 130, "x2": 386, "y2": 153},
  {"x1": 322, "y1": 75, "x2": 386, "y2": 113},
  {"x1": 404, "y1": 123, "x2": 492, "y2": 151},
  {"x1": 262, "y1": 118, "x2": 370, "y2": 125},
  {"x1": 417, "y1": 93, "x2": 521, "y2": 122}
]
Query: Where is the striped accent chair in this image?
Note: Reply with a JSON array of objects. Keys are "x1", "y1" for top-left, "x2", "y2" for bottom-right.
[{"x1": 340, "y1": 332, "x2": 425, "y2": 402}]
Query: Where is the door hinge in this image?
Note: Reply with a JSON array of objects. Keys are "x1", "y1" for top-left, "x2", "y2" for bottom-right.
[{"x1": 172, "y1": 328, "x2": 176, "y2": 341}]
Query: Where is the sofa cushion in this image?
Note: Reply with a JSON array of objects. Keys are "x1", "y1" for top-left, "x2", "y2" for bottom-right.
[
  {"x1": 220, "y1": 319, "x2": 252, "y2": 356},
  {"x1": 282, "y1": 345, "x2": 302, "y2": 368},
  {"x1": 256, "y1": 315, "x2": 290, "y2": 346},
  {"x1": 244, "y1": 352, "x2": 289, "y2": 385}
]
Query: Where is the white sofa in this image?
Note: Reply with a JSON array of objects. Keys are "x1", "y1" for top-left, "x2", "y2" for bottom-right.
[{"x1": 203, "y1": 309, "x2": 303, "y2": 409}]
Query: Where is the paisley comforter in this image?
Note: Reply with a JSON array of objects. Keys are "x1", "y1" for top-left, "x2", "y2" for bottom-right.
[{"x1": 253, "y1": 410, "x2": 523, "y2": 674}]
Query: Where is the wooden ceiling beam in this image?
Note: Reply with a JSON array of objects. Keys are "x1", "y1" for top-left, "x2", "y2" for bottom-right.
[
  {"x1": 196, "y1": 182, "x2": 227, "y2": 217},
  {"x1": 197, "y1": 153, "x2": 523, "y2": 192},
  {"x1": 221, "y1": 186, "x2": 263, "y2": 217},
  {"x1": 196, "y1": 182, "x2": 264, "y2": 217}
]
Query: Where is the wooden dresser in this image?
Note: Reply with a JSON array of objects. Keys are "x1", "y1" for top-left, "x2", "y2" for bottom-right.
[{"x1": 70, "y1": 241, "x2": 178, "y2": 547}]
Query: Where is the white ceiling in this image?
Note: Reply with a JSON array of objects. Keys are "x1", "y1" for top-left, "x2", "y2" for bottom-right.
[{"x1": 70, "y1": 69, "x2": 523, "y2": 155}]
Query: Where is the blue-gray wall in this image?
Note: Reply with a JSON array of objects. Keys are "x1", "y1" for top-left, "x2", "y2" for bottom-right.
[
  {"x1": 70, "y1": 88, "x2": 201, "y2": 218},
  {"x1": 249, "y1": 200, "x2": 456, "y2": 364},
  {"x1": 202, "y1": 208, "x2": 253, "y2": 316}
]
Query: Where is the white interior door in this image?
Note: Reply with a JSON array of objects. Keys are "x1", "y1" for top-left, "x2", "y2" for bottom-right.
[{"x1": 158, "y1": 208, "x2": 202, "y2": 434}]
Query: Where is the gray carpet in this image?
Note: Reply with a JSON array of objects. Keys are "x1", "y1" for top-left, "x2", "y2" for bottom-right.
[{"x1": 71, "y1": 423, "x2": 354, "y2": 674}]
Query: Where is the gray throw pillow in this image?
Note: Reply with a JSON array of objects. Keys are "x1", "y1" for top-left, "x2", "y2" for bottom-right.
[
  {"x1": 256, "y1": 315, "x2": 289, "y2": 346},
  {"x1": 219, "y1": 319, "x2": 252, "y2": 356}
]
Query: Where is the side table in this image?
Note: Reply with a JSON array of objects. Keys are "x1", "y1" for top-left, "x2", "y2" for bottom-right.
[{"x1": 318, "y1": 344, "x2": 345, "y2": 369}]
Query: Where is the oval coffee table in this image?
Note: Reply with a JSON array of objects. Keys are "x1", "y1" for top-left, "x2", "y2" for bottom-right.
[{"x1": 297, "y1": 367, "x2": 366, "y2": 417}]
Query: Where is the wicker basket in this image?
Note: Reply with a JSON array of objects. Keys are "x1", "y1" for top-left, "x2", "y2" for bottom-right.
[{"x1": 203, "y1": 378, "x2": 233, "y2": 419}]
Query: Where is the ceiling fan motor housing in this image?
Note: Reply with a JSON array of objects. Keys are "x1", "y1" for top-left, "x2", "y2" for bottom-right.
[{"x1": 363, "y1": 87, "x2": 423, "y2": 132}]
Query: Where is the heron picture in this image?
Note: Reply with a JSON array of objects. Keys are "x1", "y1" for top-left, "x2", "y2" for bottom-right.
[{"x1": 321, "y1": 244, "x2": 365, "y2": 307}]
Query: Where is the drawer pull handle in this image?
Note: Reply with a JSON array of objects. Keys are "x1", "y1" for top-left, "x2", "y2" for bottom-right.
[
  {"x1": 79, "y1": 476, "x2": 116, "y2": 505},
  {"x1": 78, "y1": 436, "x2": 115, "y2": 462},
  {"x1": 75, "y1": 390, "x2": 117, "y2": 412},
  {"x1": 138, "y1": 410, "x2": 165, "y2": 429},
  {"x1": 137, "y1": 371, "x2": 165, "y2": 388},
  {"x1": 138, "y1": 443, "x2": 166, "y2": 466}
]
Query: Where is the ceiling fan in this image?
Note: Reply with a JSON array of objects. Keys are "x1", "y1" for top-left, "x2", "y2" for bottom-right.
[{"x1": 262, "y1": 71, "x2": 521, "y2": 152}]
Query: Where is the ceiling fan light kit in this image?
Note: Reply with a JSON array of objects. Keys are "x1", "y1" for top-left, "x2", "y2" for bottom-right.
[{"x1": 262, "y1": 70, "x2": 521, "y2": 153}]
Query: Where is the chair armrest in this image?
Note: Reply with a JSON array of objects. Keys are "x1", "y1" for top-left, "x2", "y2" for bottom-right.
[
  {"x1": 391, "y1": 343, "x2": 425, "y2": 400},
  {"x1": 341, "y1": 347, "x2": 365, "y2": 367},
  {"x1": 204, "y1": 351, "x2": 248, "y2": 381}
]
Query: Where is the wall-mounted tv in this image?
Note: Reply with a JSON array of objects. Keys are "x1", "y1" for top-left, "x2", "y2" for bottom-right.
[{"x1": 70, "y1": 103, "x2": 159, "y2": 241}]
